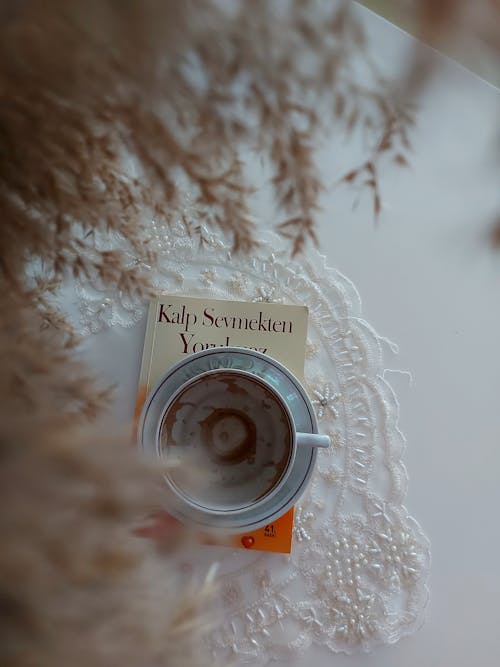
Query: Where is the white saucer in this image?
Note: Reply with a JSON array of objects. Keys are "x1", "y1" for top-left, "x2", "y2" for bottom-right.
[{"x1": 138, "y1": 347, "x2": 318, "y2": 533}]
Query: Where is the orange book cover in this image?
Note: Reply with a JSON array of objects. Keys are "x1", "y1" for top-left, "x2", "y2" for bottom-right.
[{"x1": 135, "y1": 294, "x2": 308, "y2": 554}]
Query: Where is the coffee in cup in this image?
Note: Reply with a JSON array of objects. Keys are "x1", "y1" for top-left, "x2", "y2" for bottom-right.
[{"x1": 157, "y1": 369, "x2": 329, "y2": 514}]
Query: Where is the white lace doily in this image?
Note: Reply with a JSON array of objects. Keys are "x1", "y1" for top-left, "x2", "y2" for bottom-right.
[{"x1": 71, "y1": 217, "x2": 430, "y2": 661}]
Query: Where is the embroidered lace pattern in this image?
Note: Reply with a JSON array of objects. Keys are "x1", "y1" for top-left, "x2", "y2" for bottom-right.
[{"x1": 71, "y1": 216, "x2": 430, "y2": 660}]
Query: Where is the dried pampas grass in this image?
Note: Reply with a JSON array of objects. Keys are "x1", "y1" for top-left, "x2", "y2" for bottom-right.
[
  {"x1": 0, "y1": 424, "x2": 215, "y2": 667},
  {"x1": 1, "y1": 0, "x2": 499, "y2": 318},
  {"x1": 0, "y1": 296, "x2": 217, "y2": 667},
  {"x1": 0, "y1": 0, "x2": 413, "y2": 316}
]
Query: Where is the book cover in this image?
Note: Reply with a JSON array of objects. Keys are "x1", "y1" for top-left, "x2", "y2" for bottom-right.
[{"x1": 135, "y1": 294, "x2": 308, "y2": 553}]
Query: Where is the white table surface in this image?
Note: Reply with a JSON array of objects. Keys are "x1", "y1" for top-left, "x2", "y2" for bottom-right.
[{"x1": 83, "y1": 6, "x2": 500, "y2": 666}]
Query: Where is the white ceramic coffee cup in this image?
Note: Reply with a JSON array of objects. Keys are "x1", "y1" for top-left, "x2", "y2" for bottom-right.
[{"x1": 155, "y1": 368, "x2": 329, "y2": 516}]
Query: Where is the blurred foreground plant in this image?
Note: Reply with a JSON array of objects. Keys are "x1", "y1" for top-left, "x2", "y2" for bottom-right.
[
  {"x1": 0, "y1": 295, "x2": 218, "y2": 667},
  {"x1": 1, "y1": 1, "x2": 499, "y2": 664}
]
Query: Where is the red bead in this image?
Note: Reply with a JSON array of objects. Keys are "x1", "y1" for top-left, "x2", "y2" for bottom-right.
[{"x1": 241, "y1": 535, "x2": 255, "y2": 549}]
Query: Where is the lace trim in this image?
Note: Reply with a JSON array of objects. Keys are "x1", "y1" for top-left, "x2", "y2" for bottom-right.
[{"x1": 66, "y1": 215, "x2": 430, "y2": 659}]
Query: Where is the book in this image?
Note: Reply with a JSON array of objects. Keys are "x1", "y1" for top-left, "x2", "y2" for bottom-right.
[{"x1": 135, "y1": 294, "x2": 308, "y2": 553}]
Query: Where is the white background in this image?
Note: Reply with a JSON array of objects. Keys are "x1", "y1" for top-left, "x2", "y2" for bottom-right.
[{"x1": 84, "y1": 6, "x2": 500, "y2": 666}]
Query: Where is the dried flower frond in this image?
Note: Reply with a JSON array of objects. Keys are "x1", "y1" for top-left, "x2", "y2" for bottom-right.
[
  {"x1": 0, "y1": 418, "x2": 214, "y2": 667},
  {"x1": 0, "y1": 293, "x2": 217, "y2": 667},
  {"x1": 0, "y1": 0, "x2": 417, "y2": 322}
]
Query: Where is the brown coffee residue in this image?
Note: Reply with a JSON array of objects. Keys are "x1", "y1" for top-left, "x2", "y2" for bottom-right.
[
  {"x1": 200, "y1": 408, "x2": 256, "y2": 465},
  {"x1": 161, "y1": 398, "x2": 195, "y2": 447},
  {"x1": 221, "y1": 376, "x2": 249, "y2": 397},
  {"x1": 160, "y1": 371, "x2": 294, "y2": 504}
]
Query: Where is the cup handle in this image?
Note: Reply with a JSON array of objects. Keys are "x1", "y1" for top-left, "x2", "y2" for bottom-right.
[{"x1": 296, "y1": 433, "x2": 330, "y2": 449}]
